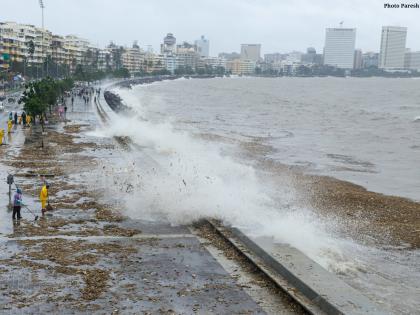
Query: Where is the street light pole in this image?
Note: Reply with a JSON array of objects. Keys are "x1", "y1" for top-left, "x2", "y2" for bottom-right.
[{"x1": 39, "y1": 0, "x2": 45, "y2": 77}]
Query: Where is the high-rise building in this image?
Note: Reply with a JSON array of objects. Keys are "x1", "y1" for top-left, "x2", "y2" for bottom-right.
[
  {"x1": 164, "y1": 54, "x2": 176, "y2": 74},
  {"x1": 285, "y1": 51, "x2": 302, "y2": 64},
  {"x1": 301, "y1": 47, "x2": 316, "y2": 64},
  {"x1": 404, "y1": 49, "x2": 411, "y2": 69},
  {"x1": 410, "y1": 52, "x2": 420, "y2": 71},
  {"x1": 362, "y1": 52, "x2": 379, "y2": 68},
  {"x1": 0, "y1": 21, "x2": 28, "y2": 68},
  {"x1": 161, "y1": 33, "x2": 176, "y2": 54},
  {"x1": 323, "y1": 27, "x2": 356, "y2": 69},
  {"x1": 379, "y1": 26, "x2": 407, "y2": 69},
  {"x1": 0, "y1": 21, "x2": 52, "y2": 67},
  {"x1": 240, "y1": 44, "x2": 261, "y2": 61},
  {"x1": 51, "y1": 35, "x2": 69, "y2": 66},
  {"x1": 218, "y1": 52, "x2": 240, "y2": 60},
  {"x1": 194, "y1": 35, "x2": 209, "y2": 57},
  {"x1": 404, "y1": 50, "x2": 420, "y2": 70},
  {"x1": 175, "y1": 42, "x2": 200, "y2": 71},
  {"x1": 226, "y1": 59, "x2": 256, "y2": 75},
  {"x1": 122, "y1": 43, "x2": 144, "y2": 73},
  {"x1": 353, "y1": 49, "x2": 363, "y2": 69},
  {"x1": 264, "y1": 53, "x2": 284, "y2": 64},
  {"x1": 64, "y1": 35, "x2": 91, "y2": 71},
  {"x1": 98, "y1": 49, "x2": 112, "y2": 71}
]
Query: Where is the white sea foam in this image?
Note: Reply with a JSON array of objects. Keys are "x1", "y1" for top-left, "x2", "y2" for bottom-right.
[{"x1": 92, "y1": 87, "x2": 350, "y2": 270}]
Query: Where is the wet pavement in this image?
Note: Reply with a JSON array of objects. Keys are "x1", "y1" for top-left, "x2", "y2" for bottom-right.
[
  {"x1": 0, "y1": 92, "x2": 27, "y2": 234},
  {"x1": 0, "y1": 86, "x2": 299, "y2": 314},
  {"x1": 0, "y1": 224, "x2": 266, "y2": 314}
]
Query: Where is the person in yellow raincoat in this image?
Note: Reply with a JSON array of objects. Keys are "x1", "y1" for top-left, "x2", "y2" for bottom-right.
[
  {"x1": 40, "y1": 183, "x2": 49, "y2": 215},
  {"x1": 7, "y1": 120, "x2": 12, "y2": 134},
  {"x1": 0, "y1": 128, "x2": 4, "y2": 145},
  {"x1": 26, "y1": 115, "x2": 31, "y2": 127}
]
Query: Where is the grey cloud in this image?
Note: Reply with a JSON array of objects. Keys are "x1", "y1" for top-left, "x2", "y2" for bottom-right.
[{"x1": 2, "y1": 0, "x2": 419, "y2": 55}]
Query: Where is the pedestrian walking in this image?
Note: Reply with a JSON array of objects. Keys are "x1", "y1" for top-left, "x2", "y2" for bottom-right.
[
  {"x1": 58, "y1": 106, "x2": 64, "y2": 120},
  {"x1": 7, "y1": 119, "x2": 12, "y2": 134},
  {"x1": 12, "y1": 188, "x2": 23, "y2": 220},
  {"x1": 64, "y1": 105, "x2": 67, "y2": 119},
  {"x1": 21, "y1": 111, "x2": 27, "y2": 127},
  {"x1": 40, "y1": 183, "x2": 49, "y2": 216},
  {"x1": 14, "y1": 112, "x2": 18, "y2": 125}
]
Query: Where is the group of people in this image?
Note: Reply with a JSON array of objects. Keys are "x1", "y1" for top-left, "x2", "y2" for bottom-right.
[
  {"x1": 2, "y1": 111, "x2": 31, "y2": 142},
  {"x1": 12, "y1": 182, "x2": 50, "y2": 220},
  {"x1": 74, "y1": 86, "x2": 101, "y2": 105},
  {"x1": 8, "y1": 111, "x2": 31, "y2": 128},
  {"x1": 64, "y1": 85, "x2": 102, "y2": 108}
]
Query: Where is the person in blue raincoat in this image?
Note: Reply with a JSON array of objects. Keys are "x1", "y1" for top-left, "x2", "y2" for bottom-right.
[{"x1": 13, "y1": 188, "x2": 23, "y2": 220}]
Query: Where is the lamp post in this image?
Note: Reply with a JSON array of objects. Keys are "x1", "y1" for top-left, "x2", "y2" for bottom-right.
[{"x1": 39, "y1": 0, "x2": 45, "y2": 77}]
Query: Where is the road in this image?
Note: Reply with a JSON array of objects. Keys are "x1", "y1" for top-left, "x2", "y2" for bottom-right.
[{"x1": 0, "y1": 92, "x2": 22, "y2": 137}]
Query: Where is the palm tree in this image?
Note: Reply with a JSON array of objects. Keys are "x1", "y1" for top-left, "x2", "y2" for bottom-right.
[
  {"x1": 105, "y1": 53, "x2": 111, "y2": 71},
  {"x1": 93, "y1": 50, "x2": 99, "y2": 71},
  {"x1": 44, "y1": 55, "x2": 53, "y2": 77},
  {"x1": 141, "y1": 59, "x2": 148, "y2": 72},
  {"x1": 147, "y1": 60, "x2": 153, "y2": 73},
  {"x1": 24, "y1": 40, "x2": 35, "y2": 78},
  {"x1": 71, "y1": 58, "x2": 77, "y2": 74}
]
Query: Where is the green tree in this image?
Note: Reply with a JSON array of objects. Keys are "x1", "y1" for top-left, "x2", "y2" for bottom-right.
[
  {"x1": 174, "y1": 66, "x2": 186, "y2": 75},
  {"x1": 113, "y1": 67, "x2": 130, "y2": 78},
  {"x1": 19, "y1": 77, "x2": 73, "y2": 118},
  {"x1": 27, "y1": 40, "x2": 35, "y2": 59}
]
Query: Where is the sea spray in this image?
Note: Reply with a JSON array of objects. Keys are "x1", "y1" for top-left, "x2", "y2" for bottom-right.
[{"x1": 91, "y1": 87, "x2": 348, "y2": 270}]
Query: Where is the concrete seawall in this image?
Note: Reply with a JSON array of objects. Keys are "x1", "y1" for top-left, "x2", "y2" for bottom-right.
[{"x1": 107, "y1": 74, "x2": 221, "y2": 90}]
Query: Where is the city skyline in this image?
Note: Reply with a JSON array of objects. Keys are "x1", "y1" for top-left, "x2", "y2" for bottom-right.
[
  {"x1": 1, "y1": 0, "x2": 420, "y2": 55},
  {"x1": 2, "y1": 18, "x2": 420, "y2": 76}
]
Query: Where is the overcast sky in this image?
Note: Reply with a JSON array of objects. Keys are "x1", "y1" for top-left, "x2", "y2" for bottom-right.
[{"x1": 2, "y1": 0, "x2": 419, "y2": 55}]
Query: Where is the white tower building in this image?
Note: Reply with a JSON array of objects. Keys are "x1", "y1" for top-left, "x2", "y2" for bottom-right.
[
  {"x1": 379, "y1": 26, "x2": 407, "y2": 69},
  {"x1": 194, "y1": 35, "x2": 209, "y2": 57},
  {"x1": 323, "y1": 27, "x2": 356, "y2": 69}
]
